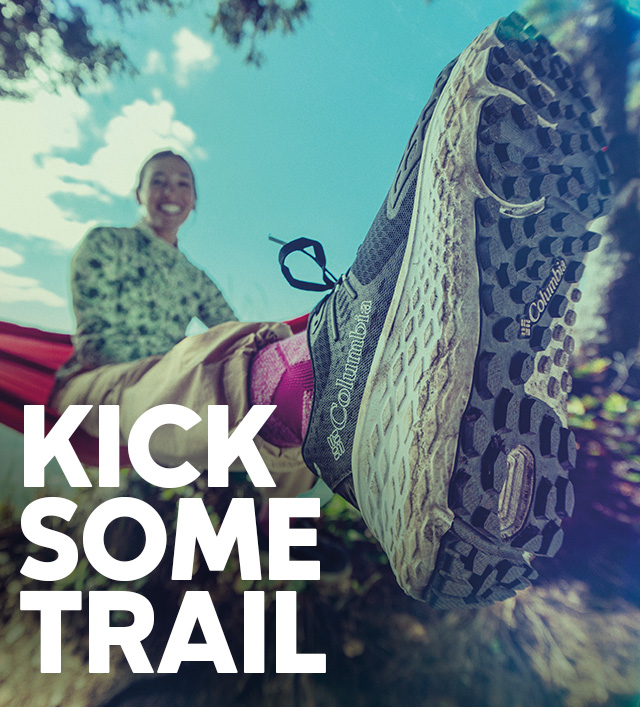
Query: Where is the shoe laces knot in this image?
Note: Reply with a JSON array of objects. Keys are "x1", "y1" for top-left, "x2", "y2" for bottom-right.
[
  {"x1": 277, "y1": 237, "x2": 340, "y2": 292},
  {"x1": 276, "y1": 237, "x2": 357, "y2": 341}
]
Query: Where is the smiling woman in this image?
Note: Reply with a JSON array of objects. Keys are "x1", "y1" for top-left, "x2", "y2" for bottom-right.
[
  {"x1": 135, "y1": 151, "x2": 198, "y2": 246},
  {"x1": 49, "y1": 148, "x2": 317, "y2": 500},
  {"x1": 53, "y1": 150, "x2": 238, "y2": 380}
]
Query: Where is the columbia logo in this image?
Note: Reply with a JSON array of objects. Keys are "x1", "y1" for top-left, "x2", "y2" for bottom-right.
[
  {"x1": 518, "y1": 258, "x2": 567, "y2": 338},
  {"x1": 326, "y1": 300, "x2": 372, "y2": 460}
]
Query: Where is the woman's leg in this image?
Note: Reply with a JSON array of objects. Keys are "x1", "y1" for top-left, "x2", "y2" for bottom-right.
[
  {"x1": 249, "y1": 330, "x2": 313, "y2": 448},
  {"x1": 51, "y1": 320, "x2": 317, "y2": 498}
]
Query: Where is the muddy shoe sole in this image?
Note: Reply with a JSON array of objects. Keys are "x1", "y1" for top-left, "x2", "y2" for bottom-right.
[{"x1": 352, "y1": 12, "x2": 612, "y2": 607}]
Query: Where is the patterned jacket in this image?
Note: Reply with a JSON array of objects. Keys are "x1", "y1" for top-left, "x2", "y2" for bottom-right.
[{"x1": 56, "y1": 221, "x2": 236, "y2": 382}]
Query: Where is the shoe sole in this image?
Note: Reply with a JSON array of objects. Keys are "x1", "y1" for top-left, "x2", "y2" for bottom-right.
[{"x1": 351, "y1": 13, "x2": 612, "y2": 607}]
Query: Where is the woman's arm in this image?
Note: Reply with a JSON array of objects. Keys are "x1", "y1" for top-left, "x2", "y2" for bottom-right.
[
  {"x1": 70, "y1": 227, "x2": 142, "y2": 368},
  {"x1": 197, "y1": 271, "x2": 238, "y2": 327}
]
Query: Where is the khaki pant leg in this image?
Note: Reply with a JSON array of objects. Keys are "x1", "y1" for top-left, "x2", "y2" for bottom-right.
[{"x1": 51, "y1": 321, "x2": 316, "y2": 499}]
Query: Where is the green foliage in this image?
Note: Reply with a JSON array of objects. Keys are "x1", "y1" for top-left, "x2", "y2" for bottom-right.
[
  {"x1": 522, "y1": 0, "x2": 639, "y2": 34},
  {"x1": 521, "y1": 0, "x2": 581, "y2": 35},
  {"x1": 0, "y1": 0, "x2": 311, "y2": 98},
  {"x1": 569, "y1": 357, "x2": 640, "y2": 473},
  {"x1": 0, "y1": 0, "x2": 140, "y2": 98},
  {"x1": 321, "y1": 494, "x2": 386, "y2": 561},
  {"x1": 210, "y1": 0, "x2": 310, "y2": 66}
]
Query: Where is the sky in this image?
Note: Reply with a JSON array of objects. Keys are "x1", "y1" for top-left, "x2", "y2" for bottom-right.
[{"x1": 0, "y1": 0, "x2": 520, "y2": 332}]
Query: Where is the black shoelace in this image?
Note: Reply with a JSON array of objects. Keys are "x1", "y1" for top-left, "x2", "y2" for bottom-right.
[
  {"x1": 272, "y1": 236, "x2": 357, "y2": 341},
  {"x1": 272, "y1": 236, "x2": 338, "y2": 292}
]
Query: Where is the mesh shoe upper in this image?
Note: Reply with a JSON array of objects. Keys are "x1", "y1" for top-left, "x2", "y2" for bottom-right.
[{"x1": 302, "y1": 60, "x2": 458, "y2": 490}]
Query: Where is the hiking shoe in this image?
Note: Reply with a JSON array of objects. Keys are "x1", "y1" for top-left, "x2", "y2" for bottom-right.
[{"x1": 294, "y1": 13, "x2": 613, "y2": 608}]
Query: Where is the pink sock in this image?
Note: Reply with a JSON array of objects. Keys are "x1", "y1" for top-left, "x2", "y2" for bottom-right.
[{"x1": 249, "y1": 330, "x2": 313, "y2": 447}]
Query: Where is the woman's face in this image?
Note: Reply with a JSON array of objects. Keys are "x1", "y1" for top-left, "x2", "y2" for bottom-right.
[{"x1": 136, "y1": 155, "x2": 196, "y2": 245}]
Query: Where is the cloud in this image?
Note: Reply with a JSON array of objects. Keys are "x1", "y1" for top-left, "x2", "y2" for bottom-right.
[
  {"x1": 143, "y1": 49, "x2": 166, "y2": 75},
  {"x1": 0, "y1": 88, "x2": 93, "y2": 248},
  {"x1": 50, "y1": 94, "x2": 200, "y2": 200},
  {"x1": 173, "y1": 28, "x2": 218, "y2": 86},
  {"x1": 0, "y1": 265, "x2": 65, "y2": 307},
  {"x1": 0, "y1": 247, "x2": 24, "y2": 268},
  {"x1": 0, "y1": 246, "x2": 63, "y2": 308},
  {"x1": 2, "y1": 89, "x2": 201, "y2": 249}
]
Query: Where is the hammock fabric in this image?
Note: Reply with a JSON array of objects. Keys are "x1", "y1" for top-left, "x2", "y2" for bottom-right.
[{"x1": 0, "y1": 315, "x2": 309, "y2": 467}]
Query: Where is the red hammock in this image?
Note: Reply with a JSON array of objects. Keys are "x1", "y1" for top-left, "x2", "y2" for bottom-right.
[{"x1": 0, "y1": 315, "x2": 309, "y2": 467}]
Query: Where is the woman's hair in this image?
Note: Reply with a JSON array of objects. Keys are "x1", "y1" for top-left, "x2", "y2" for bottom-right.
[{"x1": 136, "y1": 150, "x2": 197, "y2": 200}]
